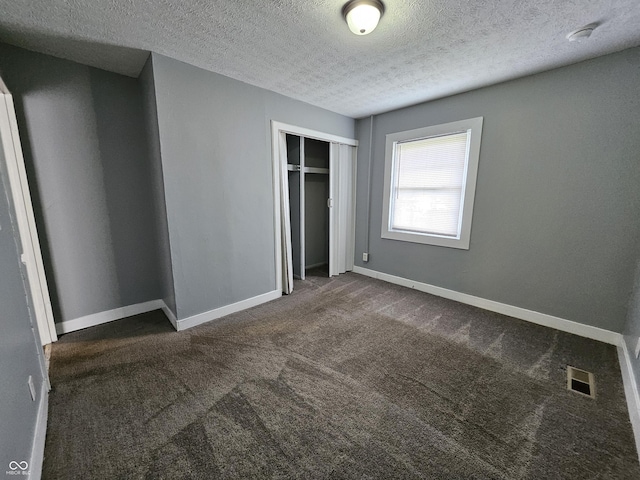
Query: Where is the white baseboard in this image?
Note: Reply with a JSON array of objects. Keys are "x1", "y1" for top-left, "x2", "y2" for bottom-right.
[
  {"x1": 177, "y1": 290, "x2": 282, "y2": 331},
  {"x1": 28, "y1": 382, "x2": 48, "y2": 480},
  {"x1": 306, "y1": 262, "x2": 328, "y2": 270},
  {"x1": 352, "y1": 266, "x2": 620, "y2": 345},
  {"x1": 352, "y1": 266, "x2": 640, "y2": 459},
  {"x1": 54, "y1": 291, "x2": 282, "y2": 335},
  {"x1": 160, "y1": 301, "x2": 178, "y2": 331},
  {"x1": 618, "y1": 339, "x2": 640, "y2": 462},
  {"x1": 55, "y1": 299, "x2": 165, "y2": 334}
]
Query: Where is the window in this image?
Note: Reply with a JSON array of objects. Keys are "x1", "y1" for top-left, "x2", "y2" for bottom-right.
[{"x1": 381, "y1": 117, "x2": 483, "y2": 249}]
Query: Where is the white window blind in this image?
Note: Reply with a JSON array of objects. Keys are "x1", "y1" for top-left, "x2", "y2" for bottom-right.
[{"x1": 390, "y1": 132, "x2": 469, "y2": 237}]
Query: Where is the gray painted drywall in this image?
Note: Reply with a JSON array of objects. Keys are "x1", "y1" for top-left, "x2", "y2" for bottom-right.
[
  {"x1": 150, "y1": 53, "x2": 354, "y2": 319},
  {"x1": 0, "y1": 44, "x2": 119, "y2": 322},
  {"x1": 623, "y1": 258, "x2": 640, "y2": 395},
  {"x1": 287, "y1": 134, "x2": 301, "y2": 166},
  {"x1": 151, "y1": 53, "x2": 271, "y2": 319},
  {"x1": 289, "y1": 170, "x2": 302, "y2": 278},
  {"x1": 305, "y1": 174, "x2": 329, "y2": 268},
  {"x1": 0, "y1": 121, "x2": 47, "y2": 472},
  {"x1": 0, "y1": 43, "x2": 165, "y2": 323},
  {"x1": 139, "y1": 56, "x2": 176, "y2": 316},
  {"x1": 263, "y1": 90, "x2": 354, "y2": 144},
  {"x1": 355, "y1": 47, "x2": 640, "y2": 333},
  {"x1": 304, "y1": 138, "x2": 330, "y2": 268},
  {"x1": 305, "y1": 138, "x2": 330, "y2": 169},
  {"x1": 90, "y1": 68, "x2": 163, "y2": 307}
]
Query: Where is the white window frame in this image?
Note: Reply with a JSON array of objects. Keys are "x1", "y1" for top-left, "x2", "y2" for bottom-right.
[{"x1": 381, "y1": 117, "x2": 483, "y2": 250}]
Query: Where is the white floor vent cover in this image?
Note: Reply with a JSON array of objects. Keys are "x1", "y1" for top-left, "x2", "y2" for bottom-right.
[{"x1": 567, "y1": 366, "x2": 595, "y2": 398}]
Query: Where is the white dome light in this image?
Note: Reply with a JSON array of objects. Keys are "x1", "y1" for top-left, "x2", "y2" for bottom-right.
[{"x1": 343, "y1": 0, "x2": 385, "y2": 36}]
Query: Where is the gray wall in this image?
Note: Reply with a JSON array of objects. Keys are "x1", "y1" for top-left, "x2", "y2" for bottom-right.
[
  {"x1": 0, "y1": 120, "x2": 47, "y2": 471},
  {"x1": 151, "y1": 53, "x2": 354, "y2": 319},
  {"x1": 289, "y1": 171, "x2": 303, "y2": 277},
  {"x1": 304, "y1": 139, "x2": 330, "y2": 268},
  {"x1": 305, "y1": 174, "x2": 329, "y2": 268},
  {"x1": 623, "y1": 258, "x2": 640, "y2": 395},
  {"x1": 91, "y1": 68, "x2": 164, "y2": 307},
  {"x1": 139, "y1": 57, "x2": 176, "y2": 316},
  {"x1": 354, "y1": 47, "x2": 640, "y2": 333},
  {"x1": 0, "y1": 44, "x2": 165, "y2": 323}
]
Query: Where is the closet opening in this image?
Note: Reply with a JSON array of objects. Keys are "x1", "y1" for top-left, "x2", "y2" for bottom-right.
[
  {"x1": 272, "y1": 121, "x2": 357, "y2": 294},
  {"x1": 303, "y1": 138, "x2": 330, "y2": 278},
  {"x1": 285, "y1": 135, "x2": 330, "y2": 279}
]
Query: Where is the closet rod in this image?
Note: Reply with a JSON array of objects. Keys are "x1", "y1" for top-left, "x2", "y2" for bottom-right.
[{"x1": 304, "y1": 167, "x2": 329, "y2": 174}]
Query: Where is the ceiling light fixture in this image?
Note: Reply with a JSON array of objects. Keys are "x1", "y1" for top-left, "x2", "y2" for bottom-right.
[
  {"x1": 566, "y1": 23, "x2": 598, "y2": 42},
  {"x1": 342, "y1": 0, "x2": 385, "y2": 36}
]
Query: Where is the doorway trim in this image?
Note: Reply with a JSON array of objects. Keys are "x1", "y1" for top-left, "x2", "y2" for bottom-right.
[
  {"x1": 0, "y1": 77, "x2": 58, "y2": 345},
  {"x1": 271, "y1": 120, "x2": 358, "y2": 293}
]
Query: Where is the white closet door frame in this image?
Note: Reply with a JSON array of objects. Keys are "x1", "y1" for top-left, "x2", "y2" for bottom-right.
[
  {"x1": 0, "y1": 77, "x2": 57, "y2": 345},
  {"x1": 278, "y1": 132, "x2": 294, "y2": 294},
  {"x1": 299, "y1": 137, "x2": 306, "y2": 280},
  {"x1": 329, "y1": 143, "x2": 339, "y2": 277},
  {"x1": 271, "y1": 121, "x2": 357, "y2": 291},
  {"x1": 346, "y1": 145, "x2": 356, "y2": 272},
  {"x1": 338, "y1": 145, "x2": 349, "y2": 274}
]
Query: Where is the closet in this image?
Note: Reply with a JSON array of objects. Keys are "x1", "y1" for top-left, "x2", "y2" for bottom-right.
[
  {"x1": 282, "y1": 132, "x2": 355, "y2": 283},
  {"x1": 286, "y1": 134, "x2": 330, "y2": 279}
]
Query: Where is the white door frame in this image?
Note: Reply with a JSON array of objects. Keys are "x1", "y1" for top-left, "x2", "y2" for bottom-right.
[
  {"x1": 297, "y1": 136, "x2": 306, "y2": 280},
  {"x1": 0, "y1": 76, "x2": 57, "y2": 345},
  {"x1": 271, "y1": 120, "x2": 357, "y2": 292}
]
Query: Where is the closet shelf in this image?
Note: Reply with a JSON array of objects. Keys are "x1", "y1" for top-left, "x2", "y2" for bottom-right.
[{"x1": 286, "y1": 164, "x2": 329, "y2": 175}]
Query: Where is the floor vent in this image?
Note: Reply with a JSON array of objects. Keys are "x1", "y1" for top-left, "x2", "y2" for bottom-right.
[{"x1": 567, "y1": 366, "x2": 595, "y2": 398}]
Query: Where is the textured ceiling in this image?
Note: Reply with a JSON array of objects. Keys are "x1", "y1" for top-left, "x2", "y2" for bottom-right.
[{"x1": 0, "y1": 0, "x2": 639, "y2": 118}]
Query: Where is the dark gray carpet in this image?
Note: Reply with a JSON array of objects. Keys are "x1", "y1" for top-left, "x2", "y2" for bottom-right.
[{"x1": 43, "y1": 271, "x2": 639, "y2": 479}]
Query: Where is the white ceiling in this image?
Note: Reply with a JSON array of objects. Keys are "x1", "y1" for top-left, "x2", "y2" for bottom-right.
[{"x1": 0, "y1": 0, "x2": 639, "y2": 118}]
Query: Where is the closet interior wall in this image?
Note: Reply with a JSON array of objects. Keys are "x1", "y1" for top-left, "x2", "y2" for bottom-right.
[{"x1": 304, "y1": 138, "x2": 329, "y2": 273}]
